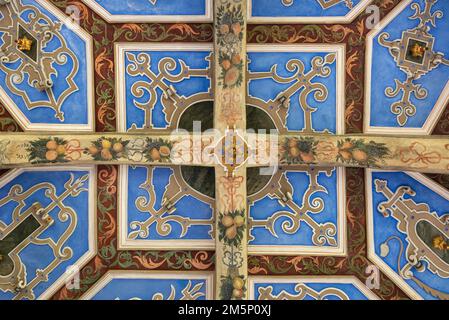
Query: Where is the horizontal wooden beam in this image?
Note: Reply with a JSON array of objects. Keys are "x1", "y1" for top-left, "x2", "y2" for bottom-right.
[
  {"x1": 277, "y1": 133, "x2": 449, "y2": 174},
  {"x1": 0, "y1": 133, "x2": 448, "y2": 174}
]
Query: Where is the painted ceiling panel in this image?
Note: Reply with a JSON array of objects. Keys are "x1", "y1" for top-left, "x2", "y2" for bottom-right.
[
  {"x1": 247, "y1": 45, "x2": 345, "y2": 134},
  {"x1": 0, "y1": 0, "x2": 448, "y2": 302},
  {"x1": 249, "y1": 276, "x2": 379, "y2": 300},
  {"x1": 248, "y1": 0, "x2": 373, "y2": 23},
  {"x1": 248, "y1": 167, "x2": 346, "y2": 255},
  {"x1": 81, "y1": 271, "x2": 213, "y2": 300},
  {"x1": 116, "y1": 43, "x2": 213, "y2": 132},
  {"x1": 0, "y1": 167, "x2": 95, "y2": 300},
  {"x1": 365, "y1": 0, "x2": 449, "y2": 134},
  {"x1": 119, "y1": 165, "x2": 214, "y2": 250},
  {"x1": 0, "y1": 0, "x2": 94, "y2": 131},
  {"x1": 367, "y1": 170, "x2": 449, "y2": 300},
  {"x1": 82, "y1": 0, "x2": 213, "y2": 22}
]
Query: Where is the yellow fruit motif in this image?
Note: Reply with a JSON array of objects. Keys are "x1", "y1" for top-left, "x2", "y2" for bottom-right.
[
  {"x1": 113, "y1": 142, "x2": 124, "y2": 153},
  {"x1": 56, "y1": 145, "x2": 66, "y2": 156},
  {"x1": 101, "y1": 139, "x2": 112, "y2": 149},
  {"x1": 225, "y1": 226, "x2": 237, "y2": 239},
  {"x1": 352, "y1": 149, "x2": 368, "y2": 162},
  {"x1": 232, "y1": 289, "x2": 243, "y2": 299},
  {"x1": 159, "y1": 146, "x2": 170, "y2": 157},
  {"x1": 88, "y1": 146, "x2": 99, "y2": 155},
  {"x1": 341, "y1": 141, "x2": 353, "y2": 150},
  {"x1": 339, "y1": 150, "x2": 352, "y2": 161},
  {"x1": 233, "y1": 277, "x2": 244, "y2": 290},
  {"x1": 289, "y1": 146, "x2": 300, "y2": 158},
  {"x1": 300, "y1": 152, "x2": 314, "y2": 163},
  {"x1": 231, "y1": 54, "x2": 241, "y2": 65},
  {"x1": 222, "y1": 215, "x2": 234, "y2": 228},
  {"x1": 231, "y1": 23, "x2": 241, "y2": 35},
  {"x1": 234, "y1": 215, "x2": 244, "y2": 227},
  {"x1": 45, "y1": 150, "x2": 58, "y2": 161},
  {"x1": 288, "y1": 138, "x2": 298, "y2": 148},
  {"x1": 46, "y1": 140, "x2": 58, "y2": 150},
  {"x1": 220, "y1": 24, "x2": 229, "y2": 34},
  {"x1": 221, "y1": 59, "x2": 231, "y2": 70},
  {"x1": 224, "y1": 67, "x2": 239, "y2": 87},
  {"x1": 150, "y1": 148, "x2": 161, "y2": 161},
  {"x1": 101, "y1": 149, "x2": 113, "y2": 160}
]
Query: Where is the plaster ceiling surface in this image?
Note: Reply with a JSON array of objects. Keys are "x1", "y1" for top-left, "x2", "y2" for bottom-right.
[{"x1": 0, "y1": 0, "x2": 448, "y2": 301}]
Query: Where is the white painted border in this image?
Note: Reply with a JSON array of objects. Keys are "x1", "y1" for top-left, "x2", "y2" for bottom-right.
[
  {"x1": 364, "y1": 0, "x2": 449, "y2": 135},
  {"x1": 0, "y1": 166, "x2": 97, "y2": 300},
  {"x1": 80, "y1": 270, "x2": 214, "y2": 300},
  {"x1": 248, "y1": 275, "x2": 379, "y2": 300},
  {"x1": 248, "y1": 167, "x2": 347, "y2": 256},
  {"x1": 0, "y1": 0, "x2": 95, "y2": 132},
  {"x1": 118, "y1": 165, "x2": 215, "y2": 250},
  {"x1": 247, "y1": 43, "x2": 346, "y2": 135},
  {"x1": 365, "y1": 168, "x2": 449, "y2": 300},
  {"x1": 247, "y1": 0, "x2": 373, "y2": 24},
  {"x1": 81, "y1": 0, "x2": 213, "y2": 23},
  {"x1": 115, "y1": 42, "x2": 214, "y2": 134}
]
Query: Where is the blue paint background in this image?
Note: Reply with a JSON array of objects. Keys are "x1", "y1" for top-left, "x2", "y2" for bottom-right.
[
  {"x1": 370, "y1": 0, "x2": 449, "y2": 128},
  {"x1": 248, "y1": 51, "x2": 338, "y2": 133},
  {"x1": 251, "y1": 0, "x2": 362, "y2": 17},
  {"x1": 0, "y1": 170, "x2": 91, "y2": 300},
  {"x1": 91, "y1": 278, "x2": 207, "y2": 300},
  {"x1": 370, "y1": 171, "x2": 449, "y2": 300},
  {"x1": 249, "y1": 169, "x2": 339, "y2": 247},
  {"x1": 253, "y1": 282, "x2": 370, "y2": 300},
  {"x1": 0, "y1": 0, "x2": 90, "y2": 125},
  {"x1": 95, "y1": 0, "x2": 207, "y2": 16},
  {"x1": 124, "y1": 50, "x2": 211, "y2": 130}
]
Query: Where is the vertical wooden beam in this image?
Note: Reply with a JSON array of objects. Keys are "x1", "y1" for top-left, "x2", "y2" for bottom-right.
[{"x1": 213, "y1": 0, "x2": 248, "y2": 299}]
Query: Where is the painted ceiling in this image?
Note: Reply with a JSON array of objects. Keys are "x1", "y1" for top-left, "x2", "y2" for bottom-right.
[{"x1": 0, "y1": 0, "x2": 449, "y2": 301}]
